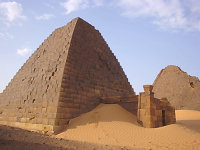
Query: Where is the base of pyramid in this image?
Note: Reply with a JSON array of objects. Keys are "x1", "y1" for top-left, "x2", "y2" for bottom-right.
[{"x1": 0, "y1": 121, "x2": 67, "y2": 134}]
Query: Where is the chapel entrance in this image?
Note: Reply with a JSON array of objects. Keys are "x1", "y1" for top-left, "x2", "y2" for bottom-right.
[{"x1": 162, "y1": 110, "x2": 166, "y2": 126}]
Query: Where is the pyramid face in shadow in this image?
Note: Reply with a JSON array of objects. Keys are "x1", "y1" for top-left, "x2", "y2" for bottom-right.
[{"x1": 0, "y1": 18, "x2": 135, "y2": 133}]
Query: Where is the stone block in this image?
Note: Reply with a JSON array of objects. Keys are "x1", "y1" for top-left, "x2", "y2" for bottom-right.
[
  {"x1": 42, "y1": 119, "x2": 49, "y2": 125},
  {"x1": 36, "y1": 118, "x2": 43, "y2": 124},
  {"x1": 20, "y1": 117, "x2": 27, "y2": 123},
  {"x1": 47, "y1": 107, "x2": 57, "y2": 113},
  {"x1": 48, "y1": 119, "x2": 55, "y2": 125},
  {"x1": 138, "y1": 85, "x2": 176, "y2": 128},
  {"x1": 0, "y1": 17, "x2": 136, "y2": 134},
  {"x1": 42, "y1": 107, "x2": 47, "y2": 113}
]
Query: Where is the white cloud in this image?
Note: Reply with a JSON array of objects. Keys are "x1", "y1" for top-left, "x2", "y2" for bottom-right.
[
  {"x1": 61, "y1": 0, "x2": 104, "y2": 14},
  {"x1": 93, "y1": 0, "x2": 104, "y2": 6},
  {"x1": 17, "y1": 48, "x2": 32, "y2": 56},
  {"x1": 183, "y1": 0, "x2": 200, "y2": 13},
  {"x1": 60, "y1": 0, "x2": 200, "y2": 32},
  {"x1": 35, "y1": 14, "x2": 54, "y2": 20},
  {"x1": 61, "y1": 0, "x2": 89, "y2": 14},
  {"x1": 117, "y1": 0, "x2": 200, "y2": 32},
  {"x1": 0, "y1": 1, "x2": 26, "y2": 22}
]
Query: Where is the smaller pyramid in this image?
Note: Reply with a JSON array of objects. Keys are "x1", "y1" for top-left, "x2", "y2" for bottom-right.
[
  {"x1": 153, "y1": 65, "x2": 200, "y2": 110},
  {"x1": 0, "y1": 18, "x2": 135, "y2": 133}
]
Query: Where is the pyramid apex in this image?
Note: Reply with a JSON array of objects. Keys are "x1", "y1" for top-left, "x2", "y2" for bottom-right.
[
  {"x1": 70, "y1": 17, "x2": 92, "y2": 26},
  {"x1": 74, "y1": 17, "x2": 82, "y2": 20},
  {"x1": 71, "y1": 17, "x2": 85, "y2": 22}
]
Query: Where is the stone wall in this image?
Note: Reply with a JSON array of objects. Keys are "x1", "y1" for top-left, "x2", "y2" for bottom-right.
[
  {"x1": 0, "y1": 18, "x2": 78, "y2": 133},
  {"x1": 54, "y1": 18, "x2": 135, "y2": 132},
  {"x1": 137, "y1": 85, "x2": 176, "y2": 128},
  {"x1": 0, "y1": 18, "x2": 135, "y2": 133}
]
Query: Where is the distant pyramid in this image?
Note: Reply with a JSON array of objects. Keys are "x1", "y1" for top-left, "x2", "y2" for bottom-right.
[
  {"x1": 0, "y1": 18, "x2": 135, "y2": 133},
  {"x1": 153, "y1": 65, "x2": 200, "y2": 110}
]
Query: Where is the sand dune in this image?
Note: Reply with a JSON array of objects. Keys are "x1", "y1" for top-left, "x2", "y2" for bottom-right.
[{"x1": 56, "y1": 104, "x2": 200, "y2": 150}]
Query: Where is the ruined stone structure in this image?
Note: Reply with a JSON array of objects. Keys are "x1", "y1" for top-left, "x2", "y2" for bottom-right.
[
  {"x1": 0, "y1": 18, "x2": 177, "y2": 133},
  {"x1": 0, "y1": 18, "x2": 135, "y2": 133},
  {"x1": 137, "y1": 85, "x2": 176, "y2": 128},
  {"x1": 153, "y1": 65, "x2": 200, "y2": 110}
]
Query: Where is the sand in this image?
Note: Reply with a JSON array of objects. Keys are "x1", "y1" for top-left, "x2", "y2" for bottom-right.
[
  {"x1": 56, "y1": 104, "x2": 200, "y2": 150},
  {"x1": 1, "y1": 104, "x2": 200, "y2": 150}
]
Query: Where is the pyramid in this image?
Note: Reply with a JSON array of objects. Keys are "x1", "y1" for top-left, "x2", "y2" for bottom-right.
[
  {"x1": 0, "y1": 18, "x2": 135, "y2": 133},
  {"x1": 153, "y1": 65, "x2": 200, "y2": 110}
]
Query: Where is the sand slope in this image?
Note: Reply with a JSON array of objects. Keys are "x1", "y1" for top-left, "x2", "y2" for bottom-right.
[{"x1": 56, "y1": 104, "x2": 200, "y2": 150}]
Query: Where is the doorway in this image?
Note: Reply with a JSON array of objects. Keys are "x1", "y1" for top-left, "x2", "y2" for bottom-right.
[{"x1": 162, "y1": 110, "x2": 166, "y2": 126}]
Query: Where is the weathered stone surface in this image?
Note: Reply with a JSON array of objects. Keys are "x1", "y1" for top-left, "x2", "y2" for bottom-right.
[
  {"x1": 0, "y1": 17, "x2": 135, "y2": 133},
  {"x1": 153, "y1": 65, "x2": 200, "y2": 110},
  {"x1": 138, "y1": 85, "x2": 176, "y2": 128}
]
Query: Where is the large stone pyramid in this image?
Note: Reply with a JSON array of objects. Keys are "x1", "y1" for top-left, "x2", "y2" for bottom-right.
[
  {"x1": 0, "y1": 18, "x2": 135, "y2": 133},
  {"x1": 153, "y1": 65, "x2": 200, "y2": 110}
]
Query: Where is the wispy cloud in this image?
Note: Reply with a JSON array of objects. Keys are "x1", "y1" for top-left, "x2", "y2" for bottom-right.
[
  {"x1": 0, "y1": 1, "x2": 26, "y2": 23},
  {"x1": 0, "y1": 32, "x2": 13, "y2": 40},
  {"x1": 60, "y1": 0, "x2": 200, "y2": 32},
  {"x1": 17, "y1": 48, "x2": 32, "y2": 56},
  {"x1": 61, "y1": 0, "x2": 89, "y2": 14},
  {"x1": 44, "y1": 2, "x2": 54, "y2": 9},
  {"x1": 35, "y1": 14, "x2": 54, "y2": 20},
  {"x1": 61, "y1": 0, "x2": 104, "y2": 14},
  {"x1": 117, "y1": 0, "x2": 200, "y2": 32},
  {"x1": 93, "y1": 0, "x2": 104, "y2": 6}
]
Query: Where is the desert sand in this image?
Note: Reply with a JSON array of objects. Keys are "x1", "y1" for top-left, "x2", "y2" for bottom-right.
[
  {"x1": 1, "y1": 103, "x2": 200, "y2": 150},
  {"x1": 56, "y1": 104, "x2": 200, "y2": 150}
]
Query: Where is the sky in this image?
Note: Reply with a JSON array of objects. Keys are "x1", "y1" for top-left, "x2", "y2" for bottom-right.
[{"x1": 0, "y1": 0, "x2": 200, "y2": 94}]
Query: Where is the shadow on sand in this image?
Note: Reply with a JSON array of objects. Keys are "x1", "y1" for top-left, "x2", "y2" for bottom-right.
[
  {"x1": 0, "y1": 125, "x2": 75, "y2": 150},
  {"x1": 176, "y1": 119, "x2": 200, "y2": 133},
  {"x1": 0, "y1": 139, "x2": 69, "y2": 150},
  {"x1": 0, "y1": 125, "x2": 138, "y2": 150}
]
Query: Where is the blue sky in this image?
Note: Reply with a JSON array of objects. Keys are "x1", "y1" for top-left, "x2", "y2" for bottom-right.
[{"x1": 0, "y1": 0, "x2": 200, "y2": 94}]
